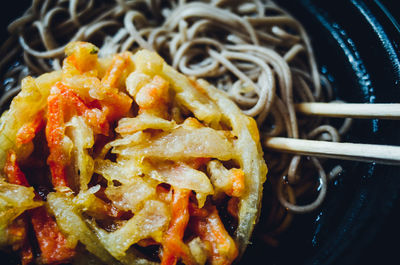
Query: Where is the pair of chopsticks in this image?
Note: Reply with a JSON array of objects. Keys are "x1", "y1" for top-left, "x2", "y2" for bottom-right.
[{"x1": 263, "y1": 103, "x2": 400, "y2": 165}]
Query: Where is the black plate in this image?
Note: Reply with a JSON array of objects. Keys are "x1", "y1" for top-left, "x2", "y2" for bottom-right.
[
  {"x1": 241, "y1": 0, "x2": 400, "y2": 264},
  {"x1": 1, "y1": 1, "x2": 400, "y2": 265}
]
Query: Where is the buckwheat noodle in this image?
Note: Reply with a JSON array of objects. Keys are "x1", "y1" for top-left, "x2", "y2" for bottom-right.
[{"x1": 0, "y1": 0, "x2": 353, "y2": 244}]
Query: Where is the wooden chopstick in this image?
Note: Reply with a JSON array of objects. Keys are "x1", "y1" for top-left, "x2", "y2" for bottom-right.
[
  {"x1": 264, "y1": 137, "x2": 400, "y2": 165},
  {"x1": 295, "y1": 103, "x2": 400, "y2": 119}
]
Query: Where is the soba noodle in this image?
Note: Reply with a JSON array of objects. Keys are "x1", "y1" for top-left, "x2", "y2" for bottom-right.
[{"x1": 0, "y1": 0, "x2": 352, "y2": 244}]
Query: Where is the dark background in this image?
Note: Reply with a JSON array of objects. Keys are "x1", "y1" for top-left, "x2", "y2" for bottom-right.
[{"x1": 358, "y1": 0, "x2": 400, "y2": 255}]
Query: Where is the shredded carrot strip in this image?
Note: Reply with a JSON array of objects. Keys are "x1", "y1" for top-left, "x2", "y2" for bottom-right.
[
  {"x1": 5, "y1": 151, "x2": 34, "y2": 265},
  {"x1": 145, "y1": 75, "x2": 169, "y2": 106},
  {"x1": 55, "y1": 82, "x2": 130, "y2": 133},
  {"x1": 192, "y1": 206, "x2": 238, "y2": 265},
  {"x1": 101, "y1": 53, "x2": 129, "y2": 88},
  {"x1": 30, "y1": 206, "x2": 75, "y2": 264},
  {"x1": 64, "y1": 41, "x2": 98, "y2": 73},
  {"x1": 5, "y1": 150, "x2": 75, "y2": 264},
  {"x1": 161, "y1": 188, "x2": 195, "y2": 265},
  {"x1": 16, "y1": 111, "x2": 45, "y2": 146},
  {"x1": 46, "y1": 93, "x2": 69, "y2": 188},
  {"x1": 56, "y1": 82, "x2": 109, "y2": 135},
  {"x1": 136, "y1": 75, "x2": 169, "y2": 118},
  {"x1": 99, "y1": 90, "x2": 132, "y2": 122},
  {"x1": 229, "y1": 168, "x2": 245, "y2": 197},
  {"x1": 4, "y1": 150, "x2": 30, "y2": 187},
  {"x1": 87, "y1": 53, "x2": 133, "y2": 121},
  {"x1": 46, "y1": 82, "x2": 116, "y2": 188}
]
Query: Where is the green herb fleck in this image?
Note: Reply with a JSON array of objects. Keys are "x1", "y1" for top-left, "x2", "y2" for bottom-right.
[{"x1": 90, "y1": 47, "x2": 99, "y2": 54}]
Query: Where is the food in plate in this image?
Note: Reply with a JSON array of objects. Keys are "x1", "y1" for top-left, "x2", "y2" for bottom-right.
[
  {"x1": 1, "y1": 0, "x2": 358, "y2": 261},
  {"x1": 0, "y1": 41, "x2": 267, "y2": 265}
]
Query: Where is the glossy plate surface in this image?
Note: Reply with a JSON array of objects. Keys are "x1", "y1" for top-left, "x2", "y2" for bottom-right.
[{"x1": 241, "y1": 0, "x2": 400, "y2": 264}]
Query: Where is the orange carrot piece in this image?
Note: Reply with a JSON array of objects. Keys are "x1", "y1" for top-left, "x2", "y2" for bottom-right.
[
  {"x1": 46, "y1": 82, "x2": 113, "y2": 188},
  {"x1": 91, "y1": 53, "x2": 133, "y2": 121},
  {"x1": 5, "y1": 151, "x2": 34, "y2": 265},
  {"x1": 161, "y1": 188, "x2": 194, "y2": 265},
  {"x1": 135, "y1": 75, "x2": 170, "y2": 119},
  {"x1": 136, "y1": 75, "x2": 169, "y2": 110},
  {"x1": 192, "y1": 206, "x2": 238, "y2": 265},
  {"x1": 65, "y1": 51, "x2": 133, "y2": 124},
  {"x1": 101, "y1": 53, "x2": 129, "y2": 88},
  {"x1": 5, "y1": 150, "x2": 74, "y2": 264},
  {"x1": 56, "y1": 82, "x2": 109, "y2": 135},
  {"x1": 64, "y1": 41, "x2": 98, "y2": 73},
  {"x1": 30, "y1": 206, "x2": 75, "y2": 264},
  {"x1": 4, "y1": 150, "x2": 30, "y2": 187},
  {"x1": 46, "y1": 93, "x2": 69, "y2": 188},
  {"x1": 229, "y1": 169, "x2": 245, "y2": 198},
  {"x1": 16, "y1": 111, "x2": 45, "y2": 146},
  {"x1": 100, "y1": 91, "x2": 132, "y2": 122},
  {"x1": 49, "y1": 163, "x2": 68, "y2": 189}
]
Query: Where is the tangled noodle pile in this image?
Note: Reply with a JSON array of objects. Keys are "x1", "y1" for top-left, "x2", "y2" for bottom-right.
[{"x1": 0, "y1": 0, "x2": 352, "y2": 246}]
